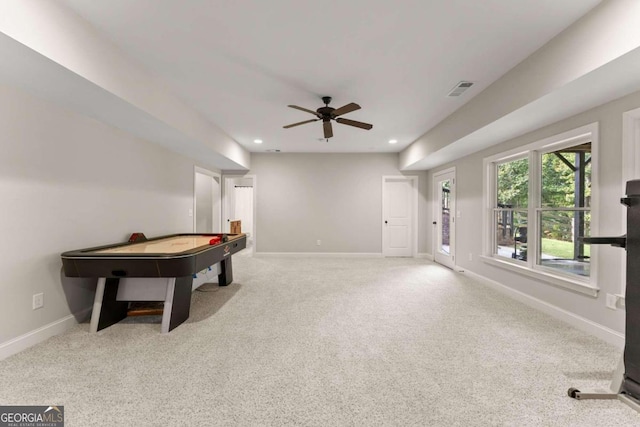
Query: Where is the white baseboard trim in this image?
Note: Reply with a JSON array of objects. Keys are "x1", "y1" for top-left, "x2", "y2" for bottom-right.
[
  {"x1": 255, "y1": 252, "x2": 384, "y2": 258},
  {"x1": 0, "y1": 310, "x2": 88, "y2": 361},
  {"x1": 255, "y1": 252, "x2": 434, "y2": 259},
  {"x1": 463, "y1": 269, "x2": 625, "y2": 349}
]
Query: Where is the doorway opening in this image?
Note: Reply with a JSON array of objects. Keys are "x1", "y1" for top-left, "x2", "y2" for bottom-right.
[{"x1": 223, "y1": 175, "x2": 256, "y2": 254}]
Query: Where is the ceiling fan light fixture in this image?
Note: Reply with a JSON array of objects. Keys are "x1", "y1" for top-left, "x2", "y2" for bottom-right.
[
  {"x1": 389, "y1": 139, "x2": 398, "y2": 144},
  {"x1": 254, "y1": 139, "x2": 263, "y2": 144},
  {"x1": 283, "y1": 97, "x2": 373, "y2": 139}
]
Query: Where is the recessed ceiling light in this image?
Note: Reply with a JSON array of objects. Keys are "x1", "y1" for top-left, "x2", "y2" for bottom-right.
[
  {"x1": 389, "y1": 139, "x2": 398, "y2": 144},
  {"x1": 254, "y1": 139, "x2": 263, "y2": 144}
]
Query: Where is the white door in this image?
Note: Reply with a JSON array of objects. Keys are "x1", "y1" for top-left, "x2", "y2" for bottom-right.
[
  {"x1": 383, "y1": 177, "x2": 415, "y2": 257},
  {"x1": 433, "y1": 169, "x2": 455, "y2": 269}
]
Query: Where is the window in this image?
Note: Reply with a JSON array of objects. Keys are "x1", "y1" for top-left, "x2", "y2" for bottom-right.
[
  {"x1": 484, "y1": 124, "x2": 598, "y2": 294},
  {"x1": 494, "y1": 157, "x2": 528, "y2": 261},
  {"x1": 441, "y1": 180, "x2": 451, "y2": 253},
  {"x1": 539, "y1": 144, "x2": 591, "y2": 276}
]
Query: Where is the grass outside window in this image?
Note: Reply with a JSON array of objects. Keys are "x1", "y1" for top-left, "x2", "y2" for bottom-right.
[{"x1": 541, "y1": 238, "x2": 590, "y2": 260}]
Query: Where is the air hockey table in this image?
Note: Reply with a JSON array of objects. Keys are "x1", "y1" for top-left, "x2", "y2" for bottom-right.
[{"x1": 61, "y1": 233, "x2": 246, "y2": 333}]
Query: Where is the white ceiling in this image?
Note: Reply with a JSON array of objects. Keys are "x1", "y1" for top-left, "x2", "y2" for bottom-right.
[{"x1": 59, "y1": 0, "x2": 601, "y2": 154}]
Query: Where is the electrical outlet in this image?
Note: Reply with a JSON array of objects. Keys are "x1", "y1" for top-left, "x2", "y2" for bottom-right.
[
  {"x1": 605, "y1": 293, "x2": 618, "y2": 310},
  {"x1": 316, "y1": 240, "x2": 321, "y2": 246},
  {"x1": 33, "y1": 293, "x2": 44, "y2": 310},
  {"x1": 468, "y1": 253, "x2": 473, "y2": 261},
  {"x1": 188, "y1": 208, "x2": 193, "y2": 217},
  {"x1": 618, "y1": 295, "x2": 626, "y2": 308}
]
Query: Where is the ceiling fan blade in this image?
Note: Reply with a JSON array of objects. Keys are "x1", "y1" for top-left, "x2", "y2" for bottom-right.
[
  {"x1": 336, "y1": 117, "x2": 373, "y2": 130},
  {"x1": 283, "y1": 119, "x2": 319, "y2": 129},
  {"x1": 288, "y1": 105, "x2": 321, "y2": 118},
  {"x1": 323, "y1": 121, "x2": 333, "y2": 139},
  {"x1": 332, "y1": 102, "x2": 361, "y2": 117}
]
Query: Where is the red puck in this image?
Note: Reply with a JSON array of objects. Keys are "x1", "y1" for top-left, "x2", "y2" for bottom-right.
[{"x1": 209, "y1": 237, "x2": 221, "y2": 245}]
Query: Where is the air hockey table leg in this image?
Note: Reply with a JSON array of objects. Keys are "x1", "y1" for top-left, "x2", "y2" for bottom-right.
[
  {"x1": 218, "y1": 257, "x2": 233, "y2": 286},
  {"x1": 89, "y1": 277, "x2": 128, "y2": 333},
  {"x1": 160, "y1": 276, "x2": 193, "y2": 333},
  {"x1": 89, "y1": 278, "x2": 105, "y2": 333}
]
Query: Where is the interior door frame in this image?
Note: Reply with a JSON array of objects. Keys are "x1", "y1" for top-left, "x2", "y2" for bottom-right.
[
  {"x1": 222, "y1": 174, "x2": 257, "y2": 252},
  {"x1": 382, "y1": 175, "x2": 418, "y2": 257},
  {"x1": 433, "y1": 167, "x2": 456, "y2": 269},
  {"x1": 193, "y1": 166, "x2": 221, "y2": 233}
]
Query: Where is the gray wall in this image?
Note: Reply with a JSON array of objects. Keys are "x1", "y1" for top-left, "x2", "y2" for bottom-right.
[
  {"x1": 427, "y1": 89, "x2": 640, "y2": 334},
  {"x1": 0, "y1": 83, "x2": 205, "y2": 345},
  {"x1": 245, "y1": 153, "x2": 428, "y2": 254}
]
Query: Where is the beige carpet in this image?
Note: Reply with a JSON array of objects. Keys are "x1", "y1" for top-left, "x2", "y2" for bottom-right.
[{"x1": 0, "y1": 256, "x2": 638, "y2": 426}]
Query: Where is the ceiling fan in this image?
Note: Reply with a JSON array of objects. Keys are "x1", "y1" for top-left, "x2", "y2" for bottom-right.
[{"x1": 283, "y1": 96, "x2": 373, "y2": 139}]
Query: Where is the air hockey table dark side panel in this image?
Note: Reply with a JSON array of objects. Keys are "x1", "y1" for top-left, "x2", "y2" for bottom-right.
[
  {"x1": 193, "y1": 235, "x2": 246, "y2": 272},
  {"x1": 62, "y1": 256, "x2": 197, "y2": 278}
]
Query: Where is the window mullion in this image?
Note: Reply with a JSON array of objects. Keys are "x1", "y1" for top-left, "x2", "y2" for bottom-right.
[{"x1": 529, "y1": 151, "x2": 540, "y2": 269}]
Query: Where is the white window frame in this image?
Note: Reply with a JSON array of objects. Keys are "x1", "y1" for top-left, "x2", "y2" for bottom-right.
[{"x1": 481, "y1": 123, "x2": 600, "y2": 297}]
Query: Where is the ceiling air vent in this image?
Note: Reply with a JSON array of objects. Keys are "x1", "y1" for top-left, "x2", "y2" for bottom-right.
[{"x1": 447, "y1": 81, "x2": 474, "y2": 97}]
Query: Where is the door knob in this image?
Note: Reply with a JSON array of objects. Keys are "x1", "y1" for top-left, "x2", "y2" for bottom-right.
[{"x1": 384, "y1": 221, "x2": 388, "y2": 224}]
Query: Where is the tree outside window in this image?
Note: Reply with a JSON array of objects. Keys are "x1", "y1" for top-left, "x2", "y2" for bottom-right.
[{"x1": 495, "y1": 158, "x2": 528, "y2": 261}]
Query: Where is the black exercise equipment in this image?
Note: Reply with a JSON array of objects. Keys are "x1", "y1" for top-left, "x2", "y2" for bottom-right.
[{"x1": 567, "y1": 179, "x2": 640, "y2": 412}]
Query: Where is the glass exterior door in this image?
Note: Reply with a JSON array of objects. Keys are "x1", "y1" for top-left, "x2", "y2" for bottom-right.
[{"x1": 434, "y1": 169, "x2": 455, "y2": 269}]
